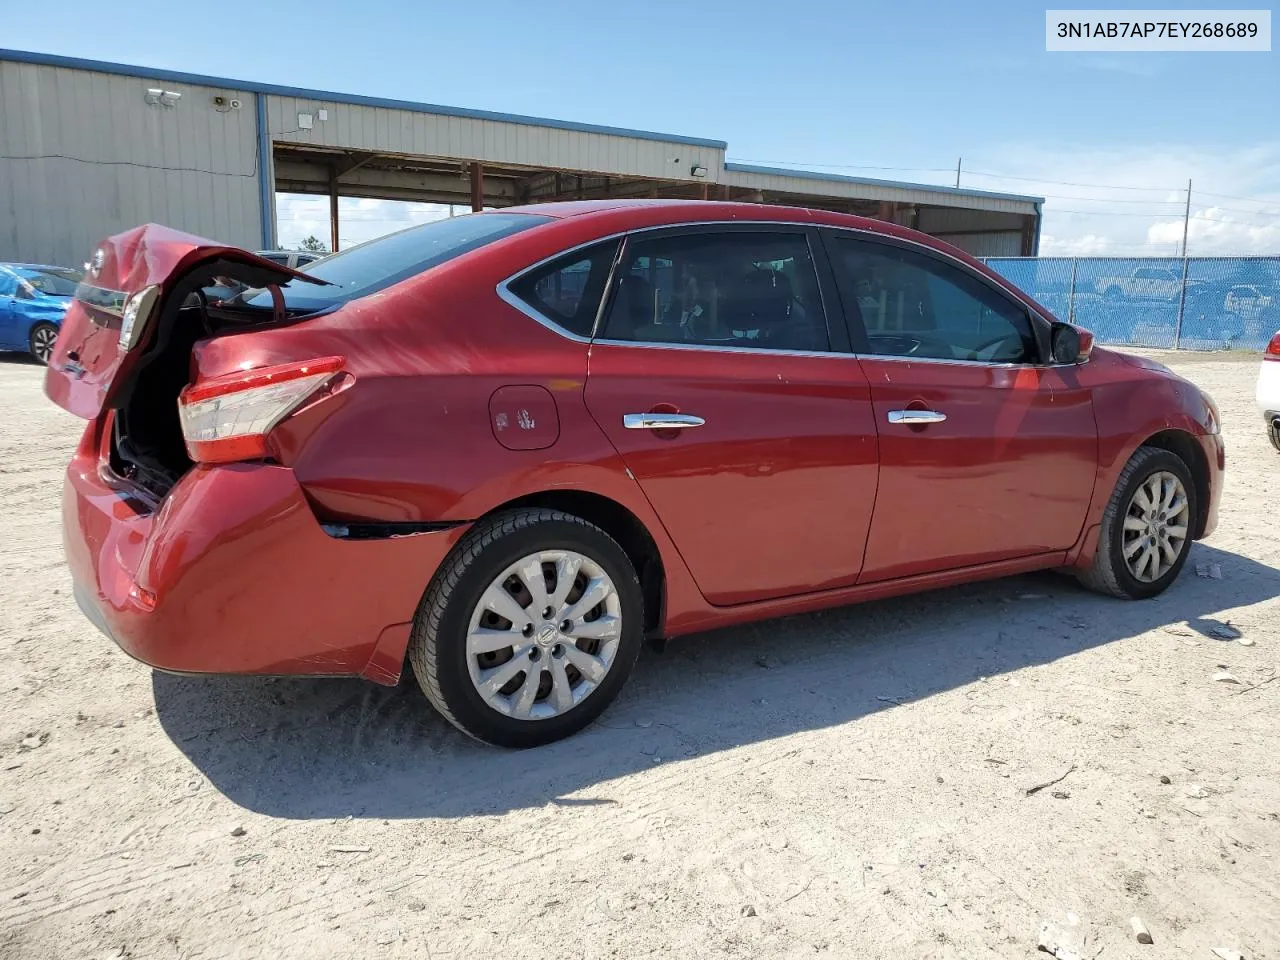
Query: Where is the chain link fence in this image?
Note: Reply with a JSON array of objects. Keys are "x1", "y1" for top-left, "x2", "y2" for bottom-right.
[{"x1": 981, "y1": 256, "x2": 1280, "y2": 351}]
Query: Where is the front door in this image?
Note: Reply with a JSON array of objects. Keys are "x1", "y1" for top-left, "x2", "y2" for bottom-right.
[
  {"x1": 584, "y1": 226, "x2": 879, "y2": 606},
  {"x1": 822, "y1": 231, "x2": 1097, "y2": 583},
  {"x1": 0, "y1": 269, "x2": 21, "y2": 350}
]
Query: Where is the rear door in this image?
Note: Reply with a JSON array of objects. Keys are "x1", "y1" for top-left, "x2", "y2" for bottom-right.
[
  {"x1": 44, "y1": 224, "x2": 318, "y2": 420},
  {"x1": 823, "y1": 231, "x2": 1097, "y2": 583},
  {"x1": 583, "y1": 225, "x2": 880, "y2": 606}
]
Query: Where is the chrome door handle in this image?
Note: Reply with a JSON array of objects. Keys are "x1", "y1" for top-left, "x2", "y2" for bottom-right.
[
  {"x1": 887, "y1": 409, "x2": 947, "y2": 425},
  {"x1": 623, "y1": 413, "x2": 705, "y2": 430}
]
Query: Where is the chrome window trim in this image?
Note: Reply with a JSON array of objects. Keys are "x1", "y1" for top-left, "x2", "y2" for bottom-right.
[
  {"x1": 591, "y1": 337, "x2": 857, "y2": 360},
  {"x1": 850, "y1": 352, "x2": 1030, "y2": 370},
  {"x1": 494, "y1": 218, "x2": 1064, "y2": 364},
  {"x1": 496, "y1": 233, "x2": 631, "y2": 343}
]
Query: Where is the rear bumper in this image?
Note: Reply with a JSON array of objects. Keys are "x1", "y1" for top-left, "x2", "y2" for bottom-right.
[
  {"x1": 1256, "y1": 360, "x2": 1280, "y2": 416},
  {"x1": 63, "y1": 442, "x2": 469, "y2": 683}
]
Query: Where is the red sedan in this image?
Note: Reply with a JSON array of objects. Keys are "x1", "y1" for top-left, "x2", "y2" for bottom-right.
[{"x1": 47, "y1": 201, "x2": 1224, "y2": 747}]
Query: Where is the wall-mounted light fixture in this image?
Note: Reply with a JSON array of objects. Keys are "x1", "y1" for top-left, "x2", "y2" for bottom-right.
[
  {"x1": 145, "y1": 88, "x2": 181, "y2": 107},
  {"x1": 691, "y1": 164, "x2": 708, "y2": 178}
]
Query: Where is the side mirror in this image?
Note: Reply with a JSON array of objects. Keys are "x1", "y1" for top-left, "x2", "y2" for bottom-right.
[
  {"x1": 14, "y1": 285, "x2": 34, "y2": 300},
  {"x1": 1051, "y1": 321, "x2": 1090, "y2": 364}
]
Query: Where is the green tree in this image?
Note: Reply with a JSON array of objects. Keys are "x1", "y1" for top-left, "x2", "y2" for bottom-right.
[{"x1": 298, "y1": 235, "x2": 328, "y2": 253}]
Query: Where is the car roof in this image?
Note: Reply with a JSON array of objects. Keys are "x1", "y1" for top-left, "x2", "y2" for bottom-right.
[
  {"x1": 494, "y1": 198, "x2": 1000, "y2": 274},
  {"x1": 497, "y1": 198, "x2": 952, "y2": 247}
]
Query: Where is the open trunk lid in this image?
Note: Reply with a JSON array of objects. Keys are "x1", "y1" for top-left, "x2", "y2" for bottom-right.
[{"x1": 44, "y1": 223, "x2": 326, "y2": 420}]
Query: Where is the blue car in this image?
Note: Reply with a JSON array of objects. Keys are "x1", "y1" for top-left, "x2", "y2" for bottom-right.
[{"x1": 0, "y1": 263, "x2": 82, "y2": 364}]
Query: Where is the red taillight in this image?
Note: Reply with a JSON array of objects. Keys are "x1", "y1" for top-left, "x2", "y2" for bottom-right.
[
  {"x1": 178, "y1": 356, "x2": 345, "y2": 464},
  {"x1": 1266, "y1": 331, "x2": 1280, "y2": 360}
]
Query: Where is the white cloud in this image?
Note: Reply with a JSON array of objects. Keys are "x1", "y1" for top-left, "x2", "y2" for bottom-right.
[
  {"x1": 1147, "y1": 203, "x2": 1280, "y2": 255},
  {"x1": 1039, "y1": 233, "x2": 1114, "y2": 256},
  {"x1": 956, "y1": 142, "x2": 1280, "y2": 257}
]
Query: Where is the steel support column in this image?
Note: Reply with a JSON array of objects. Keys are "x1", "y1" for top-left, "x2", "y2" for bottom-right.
[
  {"x1": 255, "y1": 92, "x2": 275, "y2": 249},
  {"x1": 470, "y1": 163, "x2": 484, "y2": 212},
  {"x1": 1020, "y1": 215, "x2": 1036, "y2": 256},
  {"x1": 329, "y1": 170, "x2": 340, "y2": 253}
]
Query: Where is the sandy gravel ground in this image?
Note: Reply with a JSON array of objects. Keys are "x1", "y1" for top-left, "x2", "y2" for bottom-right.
[{"x1": 0, "y1": 350, "x2": 1276, "y2": 960}]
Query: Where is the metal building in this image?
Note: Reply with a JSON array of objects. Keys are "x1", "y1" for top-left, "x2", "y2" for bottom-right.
[{"x1": 0, "y1": 49, "x2": 1043, "y2": 268}]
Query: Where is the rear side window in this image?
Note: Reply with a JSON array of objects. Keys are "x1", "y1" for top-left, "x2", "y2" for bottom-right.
[
  {"x1": 827, "y1": 235, "x2": 1036, "y2": 363},
  {"x1": 507, "y1": 240, "x2": 620, "y2": 337},
  {"x1": 600, "y1": 231, "x2": 828, "y2": 352}
]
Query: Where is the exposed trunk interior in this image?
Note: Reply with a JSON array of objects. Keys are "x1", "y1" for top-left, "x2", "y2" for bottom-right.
[{"x1": 107, "y1": 260, "x2": 313, "y2": 501}]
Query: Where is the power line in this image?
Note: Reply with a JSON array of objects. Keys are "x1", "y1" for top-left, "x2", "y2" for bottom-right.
[
  {"x1": 1046, "y1": 208, "x2": 1266, "y2": 225},
  {"x1": 962, "y1": 169, "x2": 1180, "y2": 192},
  {"x1": 728, "y1": 158, "x2": 1182, "y2": 193},
  {"x1": 1196, "y1": 189, "x2": 1280, "y2": 205}
]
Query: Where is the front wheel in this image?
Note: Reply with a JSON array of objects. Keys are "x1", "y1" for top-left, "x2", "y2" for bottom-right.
[
  {"x1": 1268, "y1": 417, "x2": 1280, "y2": 453},
  {"x1": 408, "y1": 509, "x2": 644, "y2": 747},
  {"x1": 29, "y1": 322, "x2": 58, "y2": 365},
  {"x1": 1078, "y1": 447, "x2": 1197, "y2": 600}
]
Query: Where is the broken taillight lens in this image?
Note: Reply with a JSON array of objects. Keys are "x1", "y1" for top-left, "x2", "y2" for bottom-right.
[
  {"x1": 178, "y1": 356, "x2": 344, "y2": 464},
  {"x1": 1265, "y1": 331, "x2": 1280, "y2": 360}
]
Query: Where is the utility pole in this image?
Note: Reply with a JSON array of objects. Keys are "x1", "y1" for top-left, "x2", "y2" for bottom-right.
[
  {"x1": 1174, "y1": 178, "x2": 1192, "y2": 350},
  {"x1": 1180, "y1": 178, "x2": 1192, "y2": 257},
  {"x1": 955, "y1": 157, "x2": 961, "y2": 189}
]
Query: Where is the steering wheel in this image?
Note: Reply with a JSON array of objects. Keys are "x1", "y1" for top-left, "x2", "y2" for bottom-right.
[{"x1": 970, "y1": 333, "x2": 1022, "y2": 361}]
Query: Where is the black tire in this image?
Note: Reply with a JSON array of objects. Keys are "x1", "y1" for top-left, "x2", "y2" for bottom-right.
[
  {"x1": 1077, "y1": 446, "x2": 1198, "y2": 600},
  {"x1": 408, "y1": 508, "x2": 644, "y2": 748},
  {"x1": 1268, "y1": 417, "x2": 1280, "y2": 454},
  {"x1": 29, "y1": 322, "x2": 58, "y2": 365}
]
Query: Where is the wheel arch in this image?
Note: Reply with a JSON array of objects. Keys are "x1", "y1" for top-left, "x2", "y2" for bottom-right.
[
  {"x1": 1140, "y1": 428, "x2": 1211, "y2": 538},
  {"x1": 478, "y1": 489, "x2": 667, "y2": 638}
]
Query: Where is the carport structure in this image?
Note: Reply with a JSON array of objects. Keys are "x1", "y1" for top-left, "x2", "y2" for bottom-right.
[
  {"x1": 0, "y1": 49, "x2": 1043, "y2": 266},
  {"x1": 260, "y1": 79, "x2": 1042, "y2": 257}
]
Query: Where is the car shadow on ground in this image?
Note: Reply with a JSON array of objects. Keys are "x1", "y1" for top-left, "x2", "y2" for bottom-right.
[{"x1": 153, "y1": 542, "x2": 1278, "y2": 819}]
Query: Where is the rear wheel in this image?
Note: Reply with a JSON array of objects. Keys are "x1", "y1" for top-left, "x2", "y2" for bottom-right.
[
  {"x1": 408, "y1": 509, "x2": 643, "y2": 747},
  {"x1": 29, "y1": 322, "x2": 57, "y2": 365},
  {"x1": 1268, "y1": 417, "x2": 1280, "y2": 453},
  {"x1": 1078, "y1": 446, "x2": 1197, "y2": 600}
]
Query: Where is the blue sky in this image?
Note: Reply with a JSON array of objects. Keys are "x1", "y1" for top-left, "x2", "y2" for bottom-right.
[{"x1": 5, "y1": 0, "x2": 1278, "y2": 254}]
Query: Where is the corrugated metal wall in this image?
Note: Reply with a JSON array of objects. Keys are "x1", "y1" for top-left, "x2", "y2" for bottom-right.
[
  {"x1": 916, "y1": 208, "x2": 1026, "y2": 257},
  {"x1": 936, "y1": 232, "x2": 1024, "y2": 257},
  {"x1": 0, "y1": 61, "x2": 261, "y2": 267},
  {"x1": 265, "y1": 96, "x2": 725, "y2": 183}
]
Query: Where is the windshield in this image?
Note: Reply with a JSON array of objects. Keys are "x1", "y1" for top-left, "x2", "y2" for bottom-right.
[
  {"x1": 245, "y1": 212, "x2": 551, "y2": 311},
  {"x1": 17, "y1": 267, "x2": 81, "y2": 296}
]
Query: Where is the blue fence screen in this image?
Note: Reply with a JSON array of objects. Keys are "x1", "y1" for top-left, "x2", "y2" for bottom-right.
[{"x1": 980, "y1": 256, "x2": 1280, "y2": 351}]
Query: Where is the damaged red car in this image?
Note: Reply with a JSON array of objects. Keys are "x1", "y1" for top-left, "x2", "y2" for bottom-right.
[{"x1": 47, "y1": 201, "x2": 1224, "y2": 747}]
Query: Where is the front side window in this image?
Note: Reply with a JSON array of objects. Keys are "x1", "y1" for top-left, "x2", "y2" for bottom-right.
[
  {"x1": 827, "y1": 235, "x2": 1036, "y2": 363},
  {"x1": 18, "y1": 268, "x2": 80, "y2": 297},
  {"x1": 601, "y1": 231, "x2": 828, "y2": 352},
  {"x1": 507, "y1": 240, "x2": 620, "y2": 337}
]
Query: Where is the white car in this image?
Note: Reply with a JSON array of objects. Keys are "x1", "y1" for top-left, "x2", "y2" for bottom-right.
[{"x1": 1259, "y1": 330, "x2": 1280, "y2": 451}]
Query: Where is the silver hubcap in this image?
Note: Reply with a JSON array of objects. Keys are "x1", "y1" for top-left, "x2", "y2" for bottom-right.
[
  {"x1": 466, "y1": 550, "x2": 621, "y2": 721},
  {"x1": 32, "y1": 326, "x2": 56, "y2": 364},
  {"x1": 1123, "y1": 471, "x2": 1190, "y2": 582}
]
